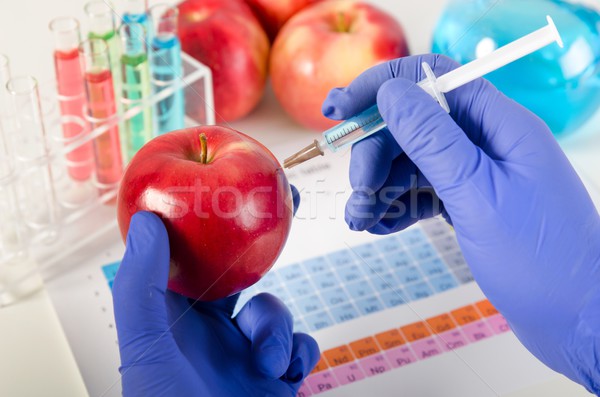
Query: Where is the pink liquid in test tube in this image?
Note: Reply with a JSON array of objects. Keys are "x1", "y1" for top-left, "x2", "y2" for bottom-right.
[
  {"x1": 85, "y1": 69, "x2": 123, "y2": 191},
  {"x1": 50, "y1": 18, "x2": 94, "y2": 181},
  {"x1": 80, "y1": 39, "x2": 123, "y2": 197}
]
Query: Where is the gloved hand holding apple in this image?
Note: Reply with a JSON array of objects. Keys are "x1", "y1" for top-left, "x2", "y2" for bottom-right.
[{"x1": 117, "y1": 126, "x2": 294, "y2": 300}]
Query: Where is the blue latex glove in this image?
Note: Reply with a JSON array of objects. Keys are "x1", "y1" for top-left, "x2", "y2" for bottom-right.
[
  {"x1": 323, "y1": 54, "x2": 600, "y2": 393},
  {"x1": 112, "y1": 188, "x2": 318, "y2": 396}
]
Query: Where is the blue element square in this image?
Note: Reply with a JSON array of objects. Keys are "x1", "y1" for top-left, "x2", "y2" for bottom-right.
[
  {"x1": 379, "y1": 290, "x2": 408, "y2": 308},
  {"x1": 453, "y1": 267, "x2": 475, "y2": 284},
  {"x1": 385, "y1": 251, "x2": 412, "y2": 269},
  {"x1": 327, "y1": 249, "x2": 354, "y2": 267},
  {"x1": 302, "y1": 257, "x2": 328, "y2": 274},
  {"x1": 266, "y1": 285, "x2": 290, "y2": 303},
  {"x1": 410, "y1": 243, "x2": 437, "y2": 262},
  {"x1": 278, "y1": 263, "x2": 305, "y2": 282},
  {"x1": 443, "y1": 251, "x2": 468, "y2": 269},
  {"x1": 369, "y1": 274, "x2": 399, "y2": 292},
  {"x1": 395, "y1": 266, "x2": 423, "y2": 284},
  {"x1": 355, "y1": 296, "x2": 385, "y2": 315},
  {"x1": 286, "y1": 302, "x2": 301, "y2": 319},
  {"x1": 293, "y1": 318, "x2": 309, "y2": 334},
  {"x1": 352, "y1": 242, "x2": 378, "y2": 261},
  {"x1": 286, "y1": 278, "x2": 314, "y2": 297},
  {"x1": 254, "y1": 271, "x2": 281, "y2": 290},
  {"x1": 330, "y1": 304, "x2": 360, "y2": 323},
  {"x1": 102, "y1": 261, "x2": 120, "y2": 282},
  {"x1": 420, "y1": 258, "x2": 448, "y2": 277},
  {"x1": 429, "y1": 273, "x2": 459, "y2": 293},
  {"x1": 405, "y1": 282, "x2": 433, "y2": 300},
  {"x1": 311, "y1": 271, "x2": 337, "y2": 290},
  {"x1": 335, "y1": 264, "x2": 365, "y2": 283},
  {"x1": 431, "y1": 235, "x2": 460, "y2": 254},
  {"x1": 363, "y1": 257, "x2": 389, "y2": 276},
  {"x1": 374, "y1": 236, "x2": 401, "y2": 254},
  {"x1": 321, "y1": 287, "x2": 349, "y2": 306},
  {"x1": 345, "y1": 280, "x2": 375, "y2": 300},
  {"x1": 398, "y1": 228, "x2": 427, "y2": 246},
  {"x1": 305, "y1": 311, "x2": 334, "y2": 331},
  {"x1": 296, "y1": 294, "x2": 324, "y2": 315},
  {"x1": 421, "y1": 219, "x2": 450, "y2": 238}
]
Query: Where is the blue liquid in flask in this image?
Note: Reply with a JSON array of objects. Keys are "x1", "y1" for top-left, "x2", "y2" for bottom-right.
[{"x1": 432, "y1": 0, "x2": 600, "y2": 135}]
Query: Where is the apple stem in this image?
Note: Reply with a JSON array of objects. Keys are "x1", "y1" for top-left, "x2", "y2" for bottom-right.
[
  {"x1": 335, "y1": 12, "x2": 350, "y2": 33},
  {"x1": 199, "y1": 133, "x2": 207, "y2": 164}
]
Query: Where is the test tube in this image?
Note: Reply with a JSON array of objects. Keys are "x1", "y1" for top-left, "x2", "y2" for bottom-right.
[
  {"x1": 150, "y1": 4, "x2": 185, "y2": 134},
  {"x1": 123, "y1": 0, "x2": 150, "y2": 39},
  {"x1": 85, "y1": 0, "x2": 122, "y2": 104},
  {"x1": 79, "y1": 39, "x2": 124, "y2": 195},
  {"x1": 49, "y1": 17, "x2": 95, "y2": 182},
  {"x1": 0, "y1": 57, "x2": 25, "y2": 260},
  {"x1": 0, "y1": 54, "x2": 10, "y2": 120},
  {"x1": 6, "y1": 76, "x2": 58, "y2": 237},
  {"x1": 120, "y1": 22, "x2": 153, "y2": 160}
]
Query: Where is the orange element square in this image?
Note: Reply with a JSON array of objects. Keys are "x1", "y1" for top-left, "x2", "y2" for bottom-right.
[
  {"x1": 375, "y1": 329, "x2": 405, "y2": 350},
  {"x1": 311, "y1": 356, "x2": 329, "y2": 374},
  {"x1": 400, "y1": 321, "x2": 431, "y2": 342},
  {"x1": 426, "y1": 313, "x2": 456, "y2": 333},
  {"x1": 349, "y1": 337, "x2": 380, "y2": 359},
  {"x1": 451, "y1": 305, "x2": 481, "y2": 325},
  {"x1": 323, "y1": 345, "x2": 355, "y2": 367},
  {"x1": 476, "y1": 300, "x2": 499, "y2": 317}
]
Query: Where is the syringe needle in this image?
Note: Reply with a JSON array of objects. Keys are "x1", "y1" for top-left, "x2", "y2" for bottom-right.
[{"x1": 283, "y1": 140, "x2": 324, "y2": 169}]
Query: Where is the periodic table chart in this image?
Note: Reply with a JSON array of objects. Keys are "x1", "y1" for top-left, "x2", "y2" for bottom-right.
[{"x1": 45, "y1": 144, "x2": 571, "y2": 397}]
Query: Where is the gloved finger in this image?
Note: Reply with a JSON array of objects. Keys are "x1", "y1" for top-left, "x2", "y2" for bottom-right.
[
  {"x1": 322, "y1": 54, "x2": 457, "y2": 121},
  {"x1": 113, "y1": 211, "x2": 179, "y2": 366},
  {"x1": 235, "y1": 293, "x2": 294, "y2": 379},
  {"x1": 349, "y1": 128, "x2": 403, "y2": 192},
  {"x1": 366, "y1": 187, "x2": 445, "y2": 235},
  {"x1": 283, "y1": 333, "x2": 320, "y2": 388},
  {"x1": 346, "y1": 154, "x2": 416, "y2": 231},
  {"x1": 291, "y1": 184, "x2": 300, "y2": 216},
  {"x1": 377, "y1": 77, "x2": 488, "y2": 195},
  {"x1": 189, "y1": 293, "x2": 240, "y2": 316},
  {"x1": 322, "y1": 62, "x2": 392, "y2": 120}
]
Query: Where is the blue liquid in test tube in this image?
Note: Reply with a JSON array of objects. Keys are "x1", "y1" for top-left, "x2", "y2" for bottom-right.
[
  {"x1": 150, "y1": 4, "x2": 185, "y2": 134},
  {"x1": 122, "y1": 0, "x2": 150, "y2": 41}
]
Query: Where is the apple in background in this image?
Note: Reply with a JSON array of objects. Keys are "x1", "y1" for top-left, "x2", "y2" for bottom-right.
[
  {"x1": 177, "y1": 0, "x2": 270, "y2": 122},
  {"x1": 270, "y1": 1, "x2": 409, "y2": 131},
  {"x1": 117, "y1": 126, "x2": 293, "y2": 301},
  {"x1": 245, "y1": 0, "x2": 321, "y2": 41}
]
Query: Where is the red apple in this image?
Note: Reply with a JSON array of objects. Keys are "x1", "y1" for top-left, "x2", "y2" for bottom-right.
[
  {"x1": 244, "y1": 0, "x2": 320, "y2": 41},
  {"x1": 117, "y1": 126, "x2": 293, "y2": 301},
  {"x1": 177, "y1": 0, "x2": 270, "y2": 122},
  {"x1": 270, "y1": 1, "x2": 409, "y2": 131}
]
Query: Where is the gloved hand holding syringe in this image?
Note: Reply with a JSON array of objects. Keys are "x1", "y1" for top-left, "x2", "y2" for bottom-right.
[{"x1": 284, "y1": 15, "x2": 563, "y2": 169}]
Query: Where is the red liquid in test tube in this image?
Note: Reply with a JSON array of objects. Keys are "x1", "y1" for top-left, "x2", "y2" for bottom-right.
[
  {"x1": 54, "y1": 48, "x2": 94, "y2": 181},
  {"x1": 85, "y1": 69, "x2": 123, "y2": 190}
]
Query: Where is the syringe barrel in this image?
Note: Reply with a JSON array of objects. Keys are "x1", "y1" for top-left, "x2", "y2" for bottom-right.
[{"x1": 322, "y1": 105, "x2": 386, "y2": 152}]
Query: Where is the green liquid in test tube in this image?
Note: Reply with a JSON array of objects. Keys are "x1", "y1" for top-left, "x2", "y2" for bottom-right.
[
  {"x1": 85, "y1": 0, "x2": 122, "y2": 108},
  {"x1": 120, "y1": 22, "x2": 153, "y2": 161}
]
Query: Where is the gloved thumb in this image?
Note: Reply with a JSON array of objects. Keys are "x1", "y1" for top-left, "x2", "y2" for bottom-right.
[
  {"x1": 377, "y1": 78, "x2": 487, "y2": 195},
  {"x1": 112, "y1": 211, "x2": 179, "y2": 367}
]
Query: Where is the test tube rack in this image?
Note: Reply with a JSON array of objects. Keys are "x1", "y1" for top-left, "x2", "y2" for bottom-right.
[{"x1": 0, "y1": 52, "x2": 214, "y2": 305}]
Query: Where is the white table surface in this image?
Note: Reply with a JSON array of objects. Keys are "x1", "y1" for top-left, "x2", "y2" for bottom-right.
[{"x1": 1, "y1": 0, "x2": 599, "y2": 396}]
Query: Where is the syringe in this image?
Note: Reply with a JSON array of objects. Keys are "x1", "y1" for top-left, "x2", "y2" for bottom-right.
[{"x1": 284, "y1": 15, "x2": 563, "y2": 169}]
